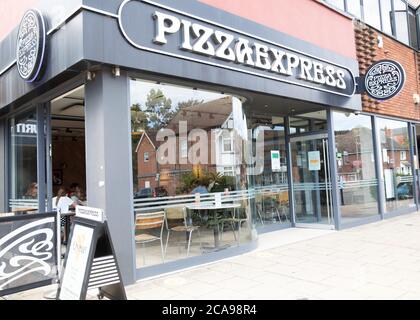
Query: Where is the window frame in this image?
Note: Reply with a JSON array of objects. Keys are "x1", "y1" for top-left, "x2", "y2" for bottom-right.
[
  {"x1": 222, "y1": 134, "x2": 234, "y2": 153},
  {"x1": 324, "y1": 0, "x2": 417, "y2": 50}
]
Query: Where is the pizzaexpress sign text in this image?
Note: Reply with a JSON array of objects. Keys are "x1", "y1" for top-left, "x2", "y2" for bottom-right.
[{"x1": 118, "y1": 0, "x2": 356, "y2": 97}]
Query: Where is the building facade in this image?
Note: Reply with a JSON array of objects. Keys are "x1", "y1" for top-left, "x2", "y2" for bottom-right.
[{"x1": 0, "y1": 0, "x2": 419, "y2": 285}]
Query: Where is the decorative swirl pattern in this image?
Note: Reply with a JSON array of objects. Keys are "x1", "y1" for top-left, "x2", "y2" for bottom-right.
[
  {"x1": 365, "y1": 60, "x2": 405, "y2": 101},
  {"x1": 16, "y1": 9, "x2": 45, "y2": 82},
  {"x1": 0, "y1": 217, "x2": 55, "y2": 291}
]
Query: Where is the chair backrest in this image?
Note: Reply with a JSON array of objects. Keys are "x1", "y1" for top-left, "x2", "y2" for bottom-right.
[
  {"x1": 165, "y1": 207, "x2": 186, "y2": 221},
  {"x1": 135, "y1": 211, "x2": 165, "y2": 231}
]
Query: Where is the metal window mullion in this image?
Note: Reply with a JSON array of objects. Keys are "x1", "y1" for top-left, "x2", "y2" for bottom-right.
[
  {"x1": 36, "y1": 104, "x2": 46, "y2": 213},
  {"x1": 372, "y1": 116, "x2": 385, "y2": 218},
  {"x1": 360, "y1": 0, "x2": 365, "y2": 21},
  {"x1": 408, "y1": 123, "x2": 418, "y2": 209},
  {"x1": 327, "y1": 110, "x2": 341, "y2": 230},
  {"x1": 45, "y1": 103, "x2": 53, "y2": 212},
  {"x1": 1, "y1": 119, "x2": 7, "y2": 213},
  {"x1": 285, "y1": 116, "x2": 296, "y2": 227},
  {"x1": 378, "y1": 0, "x2": 384, "y2": 32},
  {"x1": 416, "y1": 7, "x2": 420, "y2": 49}
]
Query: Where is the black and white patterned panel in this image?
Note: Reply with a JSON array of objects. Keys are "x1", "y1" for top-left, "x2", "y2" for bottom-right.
[
  {"x1": 0, "y1": 216, "x2": 56, "y2": 295},
  {"x1": 364, "y1": 60, "x2": 405, "y2": 101},
  {"x1": 16, "y1": 9, "x2": 46, "y2": 82}
]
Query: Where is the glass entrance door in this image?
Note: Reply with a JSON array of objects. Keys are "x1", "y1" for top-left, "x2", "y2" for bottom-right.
[{"x1": 290, "y1": 134, "x2": 334, "y2": 227}]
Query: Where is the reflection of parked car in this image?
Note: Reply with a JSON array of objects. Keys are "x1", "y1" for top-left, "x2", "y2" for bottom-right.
[
  {"x1": 134, "y1": 188, "x2": 153, "y2": 199},
  {"x1": 397, "y1": 183, "x2": 413, "y2": 200},
  {"x1": 134, "y1": 187, "x2": 168, "y2": 199}
]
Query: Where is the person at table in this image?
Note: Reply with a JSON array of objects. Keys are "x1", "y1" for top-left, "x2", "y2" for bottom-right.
[
  {"x1": 23, "y1": 182, "x2": 38, "y2": 199},
  {"x1": 52, "y1": 187, "x2": 77, "y2": 214},
  {"x1": 53, "y1": 187, "x2": 77, "y2": 244},
  {"x1": 69, "y1": 183, "x2": 87, "y2": 206},
  {"x1": 191, "y1": 185, "x2": 208, "y2": 194}
]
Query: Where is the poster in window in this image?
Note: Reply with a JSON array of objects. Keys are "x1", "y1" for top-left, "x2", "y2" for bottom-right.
[
  {"x1": 308, "y1": 151, "x2": 321, "y2": 171},
  {"x1": 271, "y1": 150, "x2": 281, "y2": 172}
]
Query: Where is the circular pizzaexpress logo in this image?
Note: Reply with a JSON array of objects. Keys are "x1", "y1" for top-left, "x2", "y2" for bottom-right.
[
  {"x1": 16, "y1": 9, "x2": 46, "y2": 82},
  {"x1": 364, "y1": 60, "x2": 405, "y2": 101}
]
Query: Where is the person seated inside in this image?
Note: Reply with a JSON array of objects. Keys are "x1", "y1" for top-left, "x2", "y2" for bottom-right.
[
  {"x1": 69, "y1": 183, "x2": 87, "y2": 206},
  {"x1": 24, "y1": 182, "x2": 38, "y2": 199},
  {"x1": 53, "y1": 187, "x2": 77, "y2": 245}
]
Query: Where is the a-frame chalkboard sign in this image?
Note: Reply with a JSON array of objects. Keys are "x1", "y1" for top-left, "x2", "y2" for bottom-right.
[{"x1": 56, "y1": 207, "x2": 127, "y2": 300}]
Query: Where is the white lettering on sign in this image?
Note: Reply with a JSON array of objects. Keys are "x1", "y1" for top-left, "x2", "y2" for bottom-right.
[
  {"x1": 15, "y1": 123, "x2": 37, "y2": 134},
  {"x1": 76, "y1": 206, "x2": 104, "y2": 223},
  {"x1": 152, "y1": 11, "x2": 348, "y2": 90}
]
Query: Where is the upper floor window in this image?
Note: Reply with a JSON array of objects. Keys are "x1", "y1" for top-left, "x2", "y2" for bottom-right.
[
  {"x1": 324, "y1": 0, "x2": 417, "y2": 49},
  {"x1": 144, "y1": 152, "x2": 149, "y2": 162},
  {"x1": 394, "y1": 0, "x2": 410, "y2": 45},
  {"x1": 347, "y1": 0, "x2": 362, "y2": 19},
  {"x1": 409, "y1": 8, "x2": 418, "y2": 49},
  {"x1": 363, "y1": 0, "x2": 382, "y2": 30},
  {"x1": 381, "y1": 0, "x2": 394, "y2": 34},
  {"x1": 326, "y1": 0, "x2": 345, "y2": 10},
  {"x1": 223, "y1": 135, "x2": 233, "y2": 153}
]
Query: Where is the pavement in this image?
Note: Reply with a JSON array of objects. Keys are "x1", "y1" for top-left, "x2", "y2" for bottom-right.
[{"x1": 3, "y1": 212, "x2": 420, "y2": 300}]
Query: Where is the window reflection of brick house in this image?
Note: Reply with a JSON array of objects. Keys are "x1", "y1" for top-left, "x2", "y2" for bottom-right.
[
  {"x1": 136, "y1": 97, "x2": 238, "y2": 196},
  {"x1": 336, "y1": 127, "x2": 412, "y2": 183},
  {"x1": 136, "y1": 131, "x2": 158, "y2": 191},
  {"x1": 335, "y1": 127, "x2": 375, "y2": 182}
]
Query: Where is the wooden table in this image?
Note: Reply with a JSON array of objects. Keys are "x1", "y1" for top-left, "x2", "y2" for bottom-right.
[{"x1": 11, "y1": 208, "x2": 38, "y2": 213}]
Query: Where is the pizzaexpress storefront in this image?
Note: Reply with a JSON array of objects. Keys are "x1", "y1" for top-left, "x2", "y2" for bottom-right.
[{"x1": 0, "y1": 0, "x2": 417, "y2": 284}]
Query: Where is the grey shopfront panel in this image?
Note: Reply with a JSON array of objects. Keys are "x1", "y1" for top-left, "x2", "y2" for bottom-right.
[
  {"x1": 0, "y1": 0, "x2": 361, "y2": 112},
  {"x1": 82, "y1": 0, "x2": 361, "y2": 110}
]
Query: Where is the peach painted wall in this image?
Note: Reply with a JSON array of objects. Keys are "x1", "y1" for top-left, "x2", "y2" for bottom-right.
[
  {"x1": 0, "y1": 0, "x2": 39, "y2": 41},
  {"x1": 198, "y1": 0, "x2": 357, "y2": 59}
]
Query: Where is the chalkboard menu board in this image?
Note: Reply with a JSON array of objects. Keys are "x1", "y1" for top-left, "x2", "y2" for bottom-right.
[{"x1": 57, "y1": 207, "x2": 126, "y2": 300}]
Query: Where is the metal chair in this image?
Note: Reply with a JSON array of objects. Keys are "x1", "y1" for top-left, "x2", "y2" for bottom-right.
[
  {"x1": 165, "y1": 206, "x2": 202, "y2": 257},
  {"x1": 220, "y1": 205, "x2": 248, "y2": 246},
  {"x1": 135, "y1": 211, "x2": 166, "y2": 265}
]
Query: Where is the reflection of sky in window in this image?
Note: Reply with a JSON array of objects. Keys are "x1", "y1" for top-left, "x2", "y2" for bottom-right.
[
  {"x1": 378, "y1": 118, "x2": 407, "y2": 130},
  {"x1": 130, "y1": 80, "x2": 226, "y2": 111},
  {"x1": 334, "y1": 113, "x2": 371, "y2": 131}
]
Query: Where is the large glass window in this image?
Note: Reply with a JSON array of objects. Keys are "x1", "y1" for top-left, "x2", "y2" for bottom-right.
[
  {"x1": 378, "y1": 118, "x2": 415, "y2": 212},
  {"x1": 363, "y1": 0, "x2": 382, "y2": 30},
  {"x1": 326, "y1": 0, "x2": 345, "y2": 10},
  {"x1": 130, "y1": 80, "x2": 253, "y2": 268},
  {"x1": 408, "y1": 8, "x2": 418, "y2": 49},
  {"x1": 334, "y1": 112, "x2": 378, "y2": 222},
  {"x1": 393, "y1": 0, "x2": 410, "y2": 44},
  {"x1": 381, "y1": 0, "x2": 394, "y2": 35},
  {"x1": 347, "y1": 0, "x2": 362, "y2": 19},
  {"x1": 248, "y1": 117, "x2": 290, "y2": 228},
  {"x1": 8, "y1": 110, "x2": 39, "y2": 213}
]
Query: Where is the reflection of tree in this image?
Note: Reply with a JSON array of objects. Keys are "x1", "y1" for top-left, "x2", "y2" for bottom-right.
[
  {"x1": 177, "y1": 98, "x2": 204, "y2": 110},
  {"x1": 130, "y1": 89, "x2": 206, "y2": 192},
  {"x1": 131, "y1": 91, "x2": 205, "y2": 132}
]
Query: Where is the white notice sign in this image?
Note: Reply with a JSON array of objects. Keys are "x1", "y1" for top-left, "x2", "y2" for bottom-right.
[
  {"x1": 271, "y1": 150, "x2": 281, "y2": 172},
  {"x1": 308, "y1": 151, "x2": 321, "y2": 171},
  {"x1": 76, "y1": 206, "x2": 104, "y2": 223},
  {"x1": 59, "y1": 224, "x2": 94, "y2": 300}
]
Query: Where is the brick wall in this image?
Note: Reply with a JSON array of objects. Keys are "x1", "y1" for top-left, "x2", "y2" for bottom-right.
[{"x1": 355, "y1": 21, "x2": 420, "y2": 121}]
